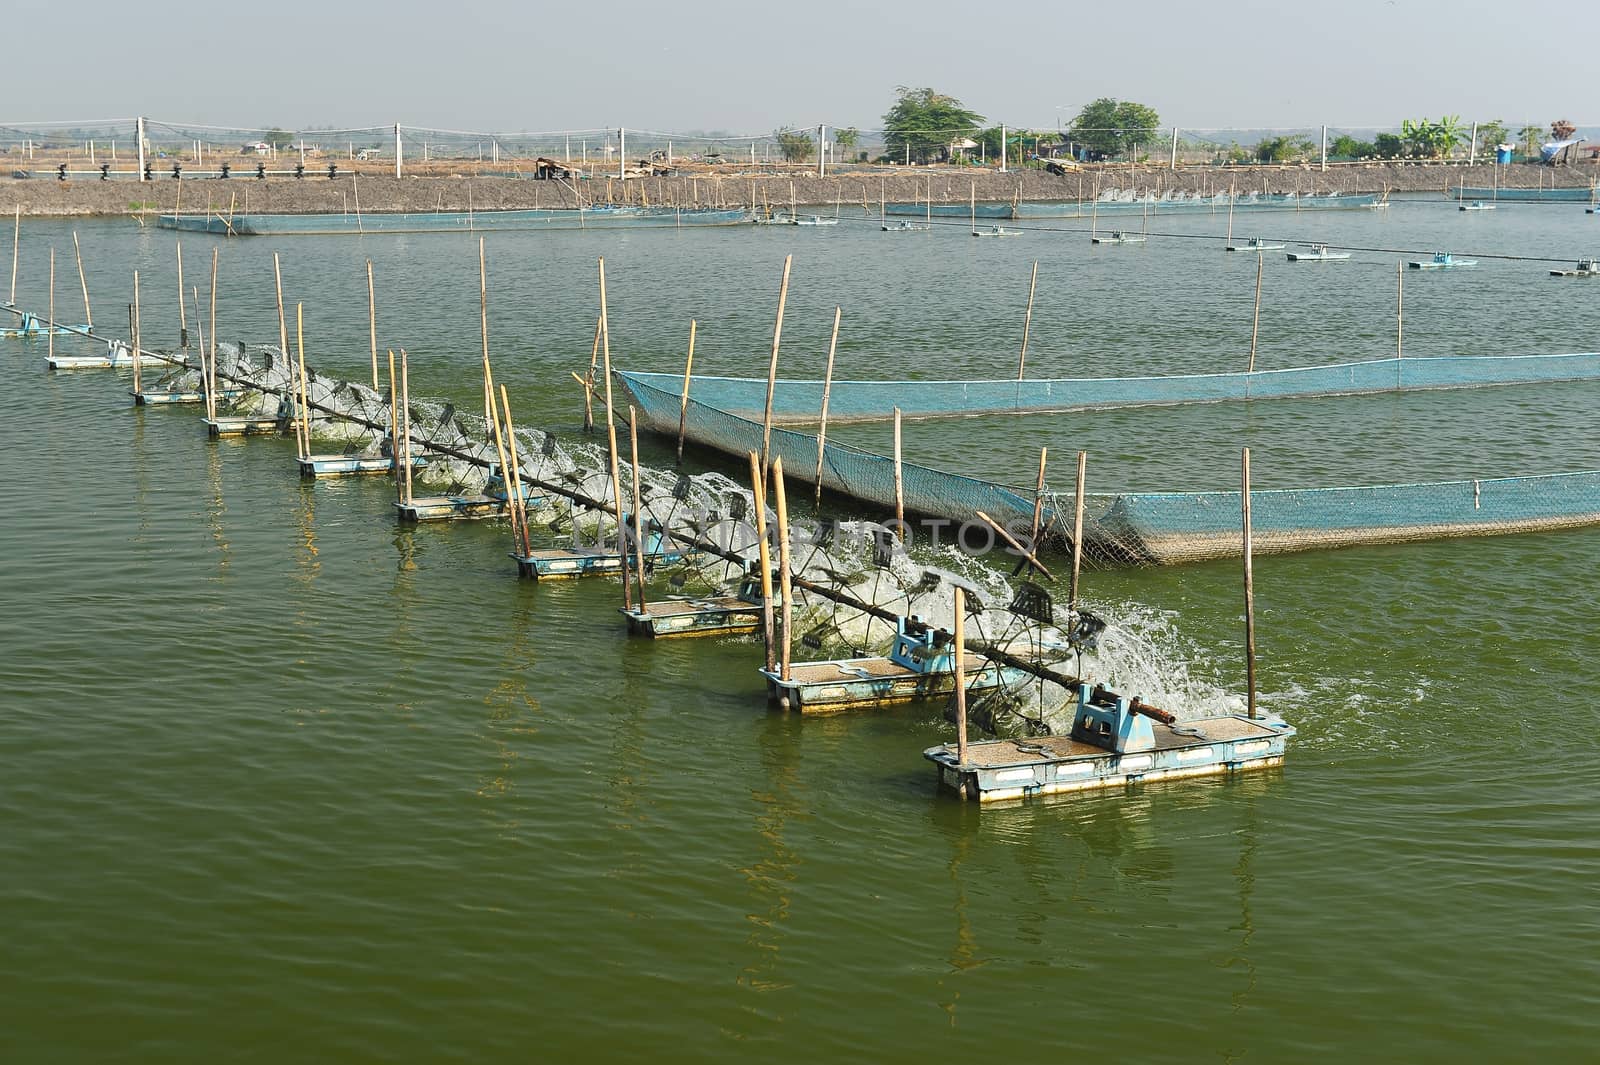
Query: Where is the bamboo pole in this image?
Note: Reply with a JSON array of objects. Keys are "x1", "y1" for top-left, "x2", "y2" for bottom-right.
[
  {"x1": 175, "y1": 241, "x2": 187, "y2": 349},
  {"x1": 1396, "y1": 259, "x2": 1405, "y2": 363},
  {"x1": 1069, "y1": 451, "x2": 1087, "y2": 617},
  {"x1": 969, "y1": 181, "x2": 976, "y2": 235},
  {"x1": 773, "y1": 456, "x2": 793, "y2": 686},
  {"x1": 1248, "y1": 252, "x2": 1263, "y2": 373},
  {"x1": 759, "y1": 254, "x2": 793, "y2": 481},
  {"x1": 1227, "y1": 183, "x2": 1235, "y2": 243},
  {"x1": 583, "y1": 315, "x2": 602, "y2": 432},
  {"x1": 366, "y1": 259, "x2": 378, "y2": 390},
  {"x1": 1242, "y1": 447, "x2": 1257, "y2": 720},
  {"x1": 1029, "y1": 447, "x2": 1048, "y2": 550},
  {"x1": 598, "y1": 258, "x2": 630, "y2": 611},
  {"x1": 193, "y1": 287, "x2": 209, "y2": 419},
  {"x1": 295, "y1": 303, "x2": 309, "y2": 460},
  {"x1": 387, "y1": 350, "x2": 400, "y2": 495},
  {"x1": 892, "y1": 406, "x2": 905, "y2": 540},
  {"x1": 399, "y1": 350, "x2": 415, "y2": 505},
  {"x1": 500, "y1": 385, "x2": 531, "y2": 556},
  {"x1": 814, "y1": 307, "x2": 840, "y2": 508},
  {"x1": 47, "y1": 247, "x2": 54, "y2": 364},
  {"x1": 749, "y1": 450, "x2": 776, "y2": 673},
  {"x1": 478, "y1": 238, "x2": 493, "y2": 430},
  {"x1": 8, "y1": 206, "x2": 17, "y2": 307},
  {"x1": 1017, "y1": 260, "x2": 1038, "y2": 379},
  {"x1": 954, "y1": 585, "x2": 969, "y2": 773},
  {"x1": 207, "y1": 247, "x2": 218, "y2": 420},
  {"x1": 485, "y1": 378, "x2": 516, "y2": 548},
  {"x1": 71, "y1": 231, "x2": 92, "y2": 330},
  {"x1": 131, "y1": 270, "x2": 142, "y2": 393},
  {"x1": 676, "y1": 319, "x2": 697, "y2": 465},
  {"x1": 975, "y1": 510, "x2": 1053, "y2": 579},
  {"x1": 628, "y1": 406, "x2": 649, "y2": 610},
  {"x1": 273, "y1": 253, "x2": 292, "y2": 447}
]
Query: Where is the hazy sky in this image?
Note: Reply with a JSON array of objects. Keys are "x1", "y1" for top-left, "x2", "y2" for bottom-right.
[{"x1": 9, "y1": 0, "x2": 1589, "y2": 135}]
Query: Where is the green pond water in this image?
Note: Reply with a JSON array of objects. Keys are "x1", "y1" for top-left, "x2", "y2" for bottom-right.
[{"x1": 3, "y1": 198, "x2": 1598, "y2": 1062}]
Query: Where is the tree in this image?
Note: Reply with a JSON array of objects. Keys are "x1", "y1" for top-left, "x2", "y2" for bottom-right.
[
  {"x1": 263, "y1": 128, "x2": 294, "y2": 149},
  {"x1": 882, "y1": 87, "x2": 983, "y2": 164},
  {"x1": 1551, "y1": 119, "x2": 1577, "y2": 141},
  {"x1": 1255, "y1": 135, "x2": 1315, "y2": 163},
  {"x1": 1329, "y1": 134, "x2": 1376, "y2": 160},
  {"x1": 1068, "y1": 98, "x2": 1161, "y2": 160},
  {"x1": 1373, "y1": 133, "x2": 1405, "y2": 160},
  {"x1": 774, "y1": 128, "x2": 814, "y2": 163},
  {"x1": 1401, "y1": 116, "x2": 1464, "y2": 159},
  {"x1": 834, "y1": 127, "x2": 859, "y2": 159},
  {"x1": 1517, "y1": 125, "x2": 1542, "y2": 159},
  {"x1": 1476, "y1": 120, "x2": 1508, "y2": 153}
]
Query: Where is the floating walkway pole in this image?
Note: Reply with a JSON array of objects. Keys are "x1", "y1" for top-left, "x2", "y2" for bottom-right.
[
  {"x1": 1248, "y1": 252, "x2": 1264, "y2": 373},
  {"x1": 892, "y1": 407, "x2": 905, "y2": 540},
  {"x1": 207, "y1": 248, "x2": 219, "y2": 421},
  {"x1": 8, "y1": 206, "x2": 17, "y2": 306},
  {"x1": 1396, "y1": 260, "x2": 1405, "y2": 362},
  {"x1": 175, "y1": 242, "x2": 187, "y2": 350},
  {"x1": 628, "y1": 406, "x2": 648, "y2": 610},
  {"x1": 295, "y1": 303, "x2": 310, "y2": 461},
  {"x1": 1018, "y1": 261, "x2": 1038, "y2": 380},
  {"x1": 1069, "y1": 451, "x2": 1087, "y2": 617},
  {"x1": 814, "y1": 307, "x2": 840, "y2": 508},
  {"x1": 387, "y1": 350, "x2": 399, "y2": 488},
  {"x1": 774, "y1": 456, "x2": 794, "y2": 693},
  {"x1": 485, "y1": 375, "x2": 516, "y2": 546},
  {"x1": 954, "y1": 585, "x2": 968, "y2": 776},
  {"x1": 598, "y1": 258, "x2": 630, "y2": 611},
  {"x1": 760, "y1": 255, "x2": 792, "y2": 482},
  {"x1": 131, "y1": 271, "x2": 142, "y2": 395},
  {"x1": 366, "y1": 260, "x2": 378, "y2": 390},
  {"x1": 1242, "y1": 447, "x2": 1257, "y2": 720},
  {"x1": 400, "y1": 349, "x2": 414, "y2": 506},
  {"x1": 676, "y1": 319, "x2": 696, "y2": 466},
  {"x1": 499, "y1": 387, "x2": 532, "y2": 557},
  {"x1": 750, "y1": 450, "x2": 776, "y2": 674}
]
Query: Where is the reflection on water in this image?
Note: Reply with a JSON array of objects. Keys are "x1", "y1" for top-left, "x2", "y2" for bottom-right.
[{"x1": 738, "y1": 713, "x2": 804, "y2": 997}]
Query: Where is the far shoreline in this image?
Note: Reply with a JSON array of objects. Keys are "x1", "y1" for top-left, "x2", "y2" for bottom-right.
[{"x1": 0, "y1": 161, "x2": 1593, "y2": 218}]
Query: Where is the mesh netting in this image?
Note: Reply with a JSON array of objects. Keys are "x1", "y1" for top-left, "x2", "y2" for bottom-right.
[
  {"x1": 619, "y1": 353, "x2": 1600, "y2": 425},
  {"x1": 620, "y1": 373, "x2": 1600, "y2": 565}
]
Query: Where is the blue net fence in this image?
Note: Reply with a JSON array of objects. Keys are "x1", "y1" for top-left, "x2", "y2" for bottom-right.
[
  {"x1": 155, "y1": 207, "x2": 748, "y2": 236},
  {"x1": 618, "y1": 373, "x2": 1600, "y2": 564},
  {"x1": 620, "y1": 353, "x2": 1600, "y2": 426}
]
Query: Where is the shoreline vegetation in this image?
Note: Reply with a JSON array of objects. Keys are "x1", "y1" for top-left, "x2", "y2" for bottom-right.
[{"x1": 0, "y1": 161, "x2": 1593, "y2": 218}]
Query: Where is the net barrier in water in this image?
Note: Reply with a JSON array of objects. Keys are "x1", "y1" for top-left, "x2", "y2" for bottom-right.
[
  {"x1": 618, "y1": 353, "x2": 1600, "y2": 426},
  {"x1": 617, "y1": 373, "x2": 1600, "y2": 565},
  {"x1": 155, "y1": 207, "x2": 749, "y2": 236}
]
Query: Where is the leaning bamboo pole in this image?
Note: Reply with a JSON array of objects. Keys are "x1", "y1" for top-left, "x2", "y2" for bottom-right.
[
  {"x1": 500, "y1": 385, "x2": 531, "y2": 556},
  {"x1": 71, "y1": 231, "x2": 92, "y2": 330},
  {"x1": 813, "y1": 307, "x2": 840, "y2": 508},
  {"x1": 1018, "y1": 261, "x2": 1038, "y2": 380},
  {"x1": 773, "y1": 456, "x2": 793, "y2": 685},
  {"x1": 676, "y1": 319, "x2": 697, "y2": 465},
  {"x1": 582, "y1": 315, "x2": 602, "y2": 432},
  {"x1": 387, "y1": 350, "x2": 400, "y2": 495},
  {"x1": 598, "y1": 258, "x2": 630, "y2": 611},
  {"x1": 759, "y1": 255, "x2": 793, "y2": 482},
  {"x1": 749, "y1": 450, "x2": 776, "y2": 673}
]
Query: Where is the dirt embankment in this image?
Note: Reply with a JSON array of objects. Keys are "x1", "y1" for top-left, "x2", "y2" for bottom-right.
[{"x1": 0, "y1": 162, "x2": 1592, "y2": 217}]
